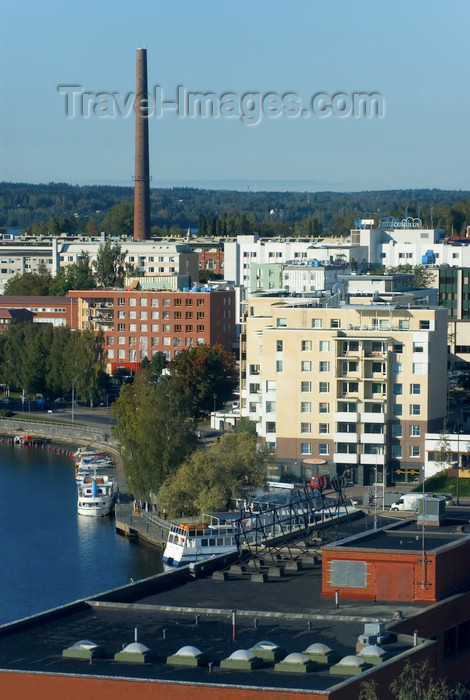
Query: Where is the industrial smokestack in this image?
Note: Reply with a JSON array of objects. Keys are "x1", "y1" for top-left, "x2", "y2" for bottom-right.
[{"x1": 133, "y1": 47, "x2": 151, "y2": 241}]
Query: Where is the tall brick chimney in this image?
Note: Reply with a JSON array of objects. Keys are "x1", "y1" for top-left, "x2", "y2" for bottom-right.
[{"x1": 133, "y1": 47, "x2": 151, "y2": 241}]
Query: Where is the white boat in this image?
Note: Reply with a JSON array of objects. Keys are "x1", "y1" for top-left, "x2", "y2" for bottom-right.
[
  {"x1": 77, "y1": 475, "x2": 115, "y2": 517},
  {"x1": 162, "y1": 514, "x2": 239, "y2": 567},
  {"x1": 162, "y1": 485, "x2": 357, "y2": 568}
]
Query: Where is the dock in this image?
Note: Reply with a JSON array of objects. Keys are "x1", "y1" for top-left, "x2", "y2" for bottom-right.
[{"x1": 115, "y1": 502, "x2": 169, "y2": 548}]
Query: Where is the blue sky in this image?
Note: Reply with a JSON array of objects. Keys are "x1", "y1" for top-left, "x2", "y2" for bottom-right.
[{"x1": 1, "y1": 0, "x2": 469, "y2": 192}]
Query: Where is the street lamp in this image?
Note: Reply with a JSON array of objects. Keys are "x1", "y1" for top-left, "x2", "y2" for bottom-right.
[{"x1": 71, "y1": 369, "x2": 90, "y2": 424}]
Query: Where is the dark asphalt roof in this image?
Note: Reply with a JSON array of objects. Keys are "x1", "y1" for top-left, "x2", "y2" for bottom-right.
[{"x1": 0, "y1": 511, "x2": 427, "y2": 693}]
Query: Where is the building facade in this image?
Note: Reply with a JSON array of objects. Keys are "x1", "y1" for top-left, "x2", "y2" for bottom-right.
[
  {"x1": 241, "y1": 297, "x2": 448, "y2": 485},
  {"x1": 68, "y1": 287, "x2": 236, "y2": 372}
]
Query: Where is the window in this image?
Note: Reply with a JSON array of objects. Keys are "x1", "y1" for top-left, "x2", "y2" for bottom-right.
[
  {"x1": 372, "y1": 362, "x2": 385, "y2": 374},
  {"x1": 266, "y1": 422, "x2": 276, "y2": 433},
  {"x1": 196, "y1": 324, "x2": 204, "y2": 332},
  {"x1": 410, "y1": 446, "x2": 420, "y2": 458},
  {"x1": 319, "y1": 402, "x2": 329, "y2": 414},
  {"x1": 393, "y1": 404, "x2": 403, "y2": 416},
  {"x1": 174, "y1": 298, "x2": 182, "y2": 306},
  {"x1": 276, "y1": 317, "x2": 287, "y2": 327},
  {"x1": 312, "y1": 318, "x2": 322, "y2": 328},
  {"x1": 419, "y1": 320, "x2": 430, "y2": 330},
  {"x1": 276, "y1": 360, "x2": 283, "y2": 373},
  {"x1": 140, "y1": 298, "x2": 148, "y2": 307},
  {"x1": 319, "y1": 340, "x2": 330, "y2": 352},
  {"x1": 393, "y1": 384, "x2": 403, "y2": 396},
  {"x1": 393, "y1": 343, "x2": 404, "y2": 353},
  {"x1": 129, "y1": 310, "x2": 137, "y2": 319},
  {"x1": 301, "y1": 402, "x2": 311, "y2": 413},
  {"x1": 301, "y1": 381, "x2": 311, "y2": 392},
  {"x1": 276, "y1": 339, "x2": 283, "y2": 352},
  {"x1": 410, "y1": 384, "x2": 421, "y2": 395},
  {"x1": 266, "y1": 401, "x2": 276, "y2": 412},
  {"x1": 301, "y1": 361, "x2": 312, "y2": 372},
  {"x1": 392, "y1": 425, "x2": 402, "y2": 438},
  {"x1": 185, "y1": 298, "x2": 193, "y2": 306},
  {"x1": 410, "y1": 404, "x2": 421, "y2": 416},
  {"x1": 196, "y1": 312, "x2": 205, "y2": 319},
  {"x1": 117, "y1": 323, "x2": 125, "y2": 331},
  {"x1": 129, "y1": 324, "x2": 137, "y2": 332},
  {"x1": 393, "y1": 362, "x2": 403, "y2": 374},
  {"x1": 118, "y1": 297, "x2": 125, "y2": 306},
  {"x1": 319, "y1": 443, "x2": 329, "y2": 455},
  {"x1": 185, "y1": 325, "x2": 193, "y2": 332},
  {"x1": 197, "y1": 299, "x2": 205, "y2": 307},
  {"x1": 151, "y1": 298, "x2": 159, "y2": 307},
  {"x1": 152, "y1": 311, "x2": 159, "y2": 319},
  {"x1": 319, "y1": 382, "x2": 329, "y2": 392},
  {"x1": 140, "y1": 324, "x2": 148, "y2": 332},
  {"x1": 140, "y1": 311, "x2": 148, "y2": 320},
  {"x1": 301, "y1": 422, "x2": 312, "y2": 434},
  {"x1": 163, "y1": 298, "x2": 170, "y2": 306},
  {"x1": 413, "y1": 363, "x2": 426, "y2": 374},
  {"x1": 301, "y1": 340, "x2": 312, "y2": 351},
  {"x1": 301, "y1": 443, "x2": 311, "y2": 455},
  {"x1": 129, "y1": 298, "x2": 137, "y2": 307},
  {"x1": 173, "y1": 311, "x2": 181, "y2": 319},
  {"x1": 151, "y1": 324, "x2": 159, "y2": 332},
  {"x1": 185, "y1": 311, "x2": 193, "y2": 319},
  {"x1": 413, "y1": 343, "x2": 424, "y2": 353},
  {"x1": 266, "y1": 380, "x2": 276, "y2": 392},
  {"x1": 162, "y1": 311, "x2": 170, "y2": 319},
  {"x1": 410, "y1": 425, "x2": 421, "y2": 436},
  {"x1": 163, "y1": 324, "x2": 170, "y2": 332},
  {"x1": 331, "y1": 319, "x2": 341, "y2": 328},
  {"x1": 320, "y1": 361, "x2": 330, "y2": 372},
  {"x1": 392, "y1": 445, "x2": 402, "y2": 459},
  {"x1": 319, "y1": 423, "x2": 329, "y2": 434}
]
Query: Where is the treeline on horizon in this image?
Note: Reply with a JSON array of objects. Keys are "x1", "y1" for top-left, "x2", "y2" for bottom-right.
[{"x1": 1, "y1": 181, "x2": 470, "y2": 238}]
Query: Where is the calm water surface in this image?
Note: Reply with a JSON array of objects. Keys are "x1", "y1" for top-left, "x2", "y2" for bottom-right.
[{"x1": 0, "y1": 443, "x2": 163, "y2": 625}]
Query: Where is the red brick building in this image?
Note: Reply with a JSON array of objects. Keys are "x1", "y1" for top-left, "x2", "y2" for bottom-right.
[
  {"x1": 0, "y1": 295, "x2": 77, "y2": 327},
  {"x1": 190, "y1": 240, "x2": 224, "y2": 276},
  {"x1": 68, "y1": 287, "x2": 236, "y2": 372}
]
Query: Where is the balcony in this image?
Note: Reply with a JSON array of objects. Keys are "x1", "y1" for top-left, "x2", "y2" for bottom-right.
[
  {"x1": 361, "y1": 433, "x2": 385, "y2": 444},
  {"x1": 334, "y1": 453, "x2": 359, "y2": 464},
  {"x1": 361, "y1": 453, "x2": 385, "y2": 465},
  {"x1": 334, "y1": 432, "x2": 359, "y2": 443},
  {"x1": 360, "y1": 412, "x2": 385, "y2": 423},
  {"x1": 334, "y1": 412, "x2": 358, "y2": 422}
]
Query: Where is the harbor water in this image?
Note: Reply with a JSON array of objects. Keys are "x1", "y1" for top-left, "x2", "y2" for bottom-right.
[{"x1": 0, "y1": 443, "x2": 163, "y2": 625}]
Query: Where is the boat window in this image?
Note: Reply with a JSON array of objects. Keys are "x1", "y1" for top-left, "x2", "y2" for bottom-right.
[
  {"x1": 224, "y1": 537, "x2": 234, "y2": 545},
  {"x1": 209, "y1": 538, "x2": 216, "y2": 547},
  {"x1": 216, "y1": 537, "x2": 224, "y2": 546},
  {"x1": 201, "y1": 538, "x2": 208, "y2": 547}
]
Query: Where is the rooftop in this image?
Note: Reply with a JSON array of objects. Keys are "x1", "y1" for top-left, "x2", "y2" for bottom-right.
[{"x1": 0, "y1": 511, "x2": 430, "y2": 694}]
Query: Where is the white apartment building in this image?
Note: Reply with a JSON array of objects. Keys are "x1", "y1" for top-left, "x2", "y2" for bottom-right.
[
  {"x1": 241, "y1": 297, "x2": 448, "y2": 486},
  {"x1": 0, "y1": 235, "x2": 199, "y2": 292}
]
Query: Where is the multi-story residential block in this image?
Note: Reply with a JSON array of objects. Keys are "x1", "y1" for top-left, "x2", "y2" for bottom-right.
[
  {"x1": 241, "y1": 296, "x2": 448, "y2": 486},
  {"x1": 68, "y1": 287, "x2": 236, "y2": 372},
  {"x1": 0, "y1": 234, "x2": 200, "y2": 293},
  {"x1": 250, "y1": 261, "x2": 348, "y2": 295}
]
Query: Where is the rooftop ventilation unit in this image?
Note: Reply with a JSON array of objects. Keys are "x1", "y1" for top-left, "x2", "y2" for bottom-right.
[
  {"x1": 167, "y1": 645, "x2": 209, "y2": 667},
  {"x1": 62, "y1": 639, "x2": 105, "y2": 660},
  {"x1": 220, "y1": 649, "x2": 263, "y2": 670},
  {"x1": 274, "y1": 652, "x2": 315, "y2": 674}
]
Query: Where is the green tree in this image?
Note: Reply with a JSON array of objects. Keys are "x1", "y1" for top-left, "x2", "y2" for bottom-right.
[
  {"x1": 92, "y1": 240, "x2": 128, "y2": 288},
  {"x1": 85, "y1": 217, "x2": 100, "y2": 237},
  {"x1": 4, "y1": 323, "x2": 52, "y2": 394},
  {"x1": 158, "y1": 432, "x2": 268, "y2": 516},
  {"x1": 169, "y1": 344, "x2": 238, "y2": 414},
  {"x1": 101, "y1": 203, "x2": 133, "y2": 237},
  {"x1": 112, "y1": 372, "x2": 197, "y2": 498},
  {"x1": 360, "y1": 659, "x2": 467, "y2": 700},
  {"x1": 4, "y1": 263, "x2": 52, "y2": 296},
  {"x1": 50, "y1": 252, "x2": 95, "y2": 294},
  {"x1": 385, "y1": 264, "x2": 435, "y2": 289}
]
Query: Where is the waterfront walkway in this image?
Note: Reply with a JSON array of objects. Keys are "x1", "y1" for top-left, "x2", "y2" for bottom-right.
[{"x1": 115, "y1": 502, "x2": 169, "y2": 548}]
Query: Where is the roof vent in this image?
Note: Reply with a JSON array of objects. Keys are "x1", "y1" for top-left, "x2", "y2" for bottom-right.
[
  {"x1": 114, "y1": 637, "x2": 157, "y2": 664},
  {"x1": 330, "y1": 654, "x2": 368, "y2": 676},
  {"x1": 358, "y1": 644, "x2": 388, "y2": 665},
  {"x1": 249, "y1": 640, "x2": 285, "y2": 661},
  {"x1": 220, "y1": 649, "x2": 263, "y2": 670},
  {"x1": 274, "y1": 652, "x2": 315, "y2": 674},
  {"x1": 167, "y1": 645, "x2": 209, "y2": 667},
  {"x1": 62, "y1": 639, "x2": 105, "y2": 660},
  {"x1": 303, "y1": 642, "x2": 338, "y2": 665}
]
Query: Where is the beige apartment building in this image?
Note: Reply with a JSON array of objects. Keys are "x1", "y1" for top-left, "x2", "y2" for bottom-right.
[{"x1": 241, "y1": 296, "x2": 448, "y2": 485}]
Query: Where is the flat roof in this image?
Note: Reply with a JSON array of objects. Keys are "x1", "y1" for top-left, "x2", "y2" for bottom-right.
[{"x1": 0, "y1": 512, "x2": 428, "y2": 693}]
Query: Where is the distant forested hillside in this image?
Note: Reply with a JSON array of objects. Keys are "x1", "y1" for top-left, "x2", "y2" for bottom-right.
[{"x1": 1, "y1": 182, "x2": 470, "y2": 238}]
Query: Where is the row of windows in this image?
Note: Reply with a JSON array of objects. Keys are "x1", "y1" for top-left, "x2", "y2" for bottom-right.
[
  {"x1": 298, "y1": 443, "x2": 422, "y2": 458},
  {"x1": 116, "y1": 297, "x2": 210, "y2": 307},
  {"x1": 276, "y1": 318, "x2": 432, "y2": 330}
]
